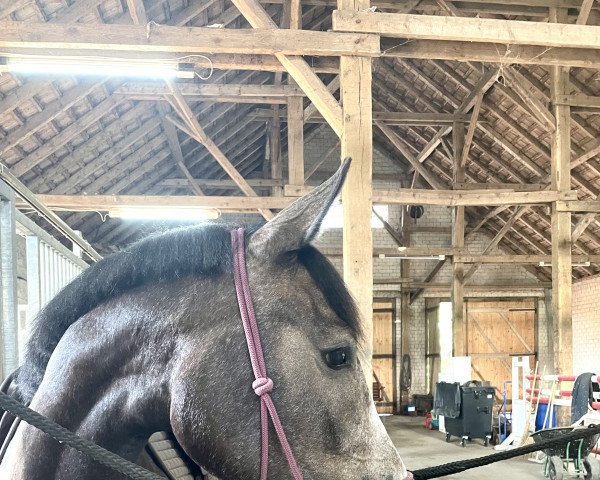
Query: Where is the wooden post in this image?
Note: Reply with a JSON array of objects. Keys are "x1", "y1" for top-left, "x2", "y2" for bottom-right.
[
  {"x1": 270, "y1": 104, "x2": 283, "y2": 196},
  {"x1": 287, "y1": 96, "x2": 305, "y2": 186},
  {"x1": 338, "y1": 0, "x2": 374, "y2": 382},
  {"x1": 550, "y1": 8, "x2": 573, "y2": 377},
  {"x1": 452, "y1": 121, "x2": 466, "y2": 356}
]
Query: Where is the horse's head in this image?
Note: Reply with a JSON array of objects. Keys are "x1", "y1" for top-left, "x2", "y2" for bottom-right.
[{"x1": 169, "y1": 160, "x2": 407, "y2": 479}]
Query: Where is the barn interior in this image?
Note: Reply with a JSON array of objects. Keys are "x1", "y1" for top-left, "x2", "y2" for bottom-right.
[{"x1": 1, "y1": 0, "x2": 600, "y2": 479}]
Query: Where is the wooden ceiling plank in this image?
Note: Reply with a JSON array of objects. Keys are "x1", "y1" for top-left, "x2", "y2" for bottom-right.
[
  {"x1": 11, "y1": 96, "x2": 120, "y2": 177},
  {"x1": 0, "y1": 80, "x2": 102, "y2": 157},
  {"x1": 53, "y1": 116, "x2": 162, "y2": 195},
  {"x1": 49, "y1": 0, "x2": 103, "y2": 24}
]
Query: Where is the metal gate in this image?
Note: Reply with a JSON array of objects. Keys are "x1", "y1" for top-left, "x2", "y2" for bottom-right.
[{"x1": 0, "y1": 178, "x2": 88, "y2": 377}]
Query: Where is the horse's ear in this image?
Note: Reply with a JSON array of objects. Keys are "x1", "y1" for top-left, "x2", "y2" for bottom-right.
[{"x1": 248, "y1": 158, "x2": 351, "y2": 258}]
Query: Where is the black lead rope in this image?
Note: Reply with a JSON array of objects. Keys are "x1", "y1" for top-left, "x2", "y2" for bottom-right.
[
  {"x1": 1, "y1": 388, "x2": 600, "y2": 480},
  {"x1": 410, "y1": 424, "x2": 600, "y2": 479},
  {"x1": 0, "y1": 391, "x2": 163, "y2": 480}
]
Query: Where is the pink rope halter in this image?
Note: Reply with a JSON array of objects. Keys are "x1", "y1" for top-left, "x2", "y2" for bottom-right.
[{"x1": 231, "y1": 228, "x2": 303, "y2": 480}]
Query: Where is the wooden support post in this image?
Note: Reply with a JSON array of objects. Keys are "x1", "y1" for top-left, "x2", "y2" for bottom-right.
[
  {"x1": 339, "y1": 0, "x2": 373, "y2": 382},
  {"x1": 287, "y1": 96, "x2": 305, "y2": 186},
  {"x1": 271, "y1": 104, "x2": 283, "y2": 197},
  {"x1": 452, "y1": 121, "x2": 466, "y2": 356},
  {"x1": 290, "y1": 0, "x2": 302, "y2": 30},
  {"x1": 550, "y1": 8, "x2": 573, "y2": 378}
]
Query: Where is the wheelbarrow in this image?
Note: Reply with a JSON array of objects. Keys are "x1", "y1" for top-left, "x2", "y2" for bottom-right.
[{"x1": 532, "y1": 427, "x2": 600, "y2": 480}]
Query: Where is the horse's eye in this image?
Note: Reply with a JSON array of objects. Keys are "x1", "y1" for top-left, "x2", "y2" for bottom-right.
[{"x1": 325, "y1": 348, "x2": 349, "y2": 369}]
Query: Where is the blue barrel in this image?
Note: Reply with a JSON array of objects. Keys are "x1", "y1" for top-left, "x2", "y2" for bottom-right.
[{"x1": 535, "y1": 403, "x2": 557, "y2": 431}]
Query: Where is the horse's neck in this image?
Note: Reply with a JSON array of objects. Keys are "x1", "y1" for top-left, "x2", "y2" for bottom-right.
[{"x1": 3, "y1": 308, "x2": 174, "y2": 479}]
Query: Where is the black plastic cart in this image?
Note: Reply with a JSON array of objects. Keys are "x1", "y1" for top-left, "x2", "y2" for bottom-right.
[{"x1": 444, "y1": 382, "x2": 495, "y2": 447}]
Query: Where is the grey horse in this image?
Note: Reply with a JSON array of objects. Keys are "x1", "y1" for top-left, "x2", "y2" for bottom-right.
[{"x1": 0, "y1": 161, "x2": 409, "y2": 479}]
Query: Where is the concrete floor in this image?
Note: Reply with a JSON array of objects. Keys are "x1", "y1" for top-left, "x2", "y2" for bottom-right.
[{"x1": 382, "y1": 415, "x2": 542, "y2": 479}]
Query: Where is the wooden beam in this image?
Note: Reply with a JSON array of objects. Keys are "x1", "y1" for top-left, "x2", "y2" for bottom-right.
[
  {"x1": 576, "y1": 0, "x2": 595, "y2": 24},
  {"x1": 555, "y1": 94, "x2": 600, "y2": 109},
  {"x1": 414, "y1": 68, "x2": 497, "y2": 165},
  {"x1": 286, "y1": 186, "x2": 577, "y2": 205},
  {"x1": 165, "y1": 80, "x2": 274, "y2": 220},
  {"x1": 477, "y1": 122, "x2": 547, "y2": 178},
  {"x1": 157, "y1": 178, "x2": 282, "y2": 189},
  {"x1": 333, "y1": 11, "x2": 600, "y2": 50},
  {"x1": 454, "y1": 183, "x2": 548, "y2": 191},
  {"x1": 557, "y1": 200, "x2": 600, "y2": 212},
  {"x1": 115, "y1": 83, "x2": 304, "y2": 99},
  {"x1": 287, "y1": 96, "x2": 305, "y2": 186},
  {"x1": 452, "y1": 121, "x2": 466, "y2": 356},
  {"x1": 460, "y1": 92, "x2": 483, "y2": 167},
  {"x1": 24, "y1": 194, "x2": 294, "y2": 211},
  {"x1": 550, "y1": 7, "x2": 573, "y2": 377},
  {"x1": 0, "y1": 21, "x2": 378, "y2": 57},
  {"x1": 270, "y1": 103, "x2": 283, "y2": 197},
  {"x1": 304, "y1": 140, "x2": 339, "y2": 181},
  {"x1": 572, "y1": 212, "x2": 597, "y2": 243},
  {"x1": 504, "y1": 68, "x2": 555, "y2": 132},
  {"x1": 24, "y1": 189, "x2": 581, "y2": 213},
  {"x1": 406, "y1": 189, "x2": 568, "y2": 208},
  {"x1": 571, "y1": 138, "x2": 600, "y2": 168},
  {"x1": 158, "y1": 103, "x2": 204, "y2": 196},
  {"x1": 290, "y1": 0, "x2": 302, "y2": 29},
  {"x1": 410, "y1": 258, "x2": 448, "y2": 304},
  {"x1": 338, "y1": 0, "x2": 373, "y2": 381},
  {"x1": 464, "y1": 206, "x2": 531, "y2": 281},
  {"x1": 383, "y1": 38, "x2": 600, "y2": 69},
  {"x1": 253, "y1": 108, "x2": 472, "y2": 125},
  {"x1": 304, "y1": 76, "x2": 339, "y2": 121},
  {"x1": 229, "y1": 0, "x2": 349, "y2": 136},
  {"x1": 375, "y1": 122, "x2": 445, "y2": 190},
  {"x1": 455, "y1": 255, "x2": 600, "y2": 264},
  {"x1": 125, "y1": 0, "x2": 148, "y2": 24}
]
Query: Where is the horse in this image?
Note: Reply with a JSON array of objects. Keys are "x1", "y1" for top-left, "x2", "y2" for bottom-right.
[{"x1": 0, "y1": 160, "x2": 409, "y2": 479}]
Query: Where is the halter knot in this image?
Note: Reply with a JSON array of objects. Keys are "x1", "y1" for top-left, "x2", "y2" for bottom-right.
[{"x1": 252, "y1": 377, "x2": 274, "y2": 396}]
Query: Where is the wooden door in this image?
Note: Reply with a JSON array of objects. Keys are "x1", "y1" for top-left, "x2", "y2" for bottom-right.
[
  {"x1": 466, "y1": 299, "x2": 536, "y2": 401},
  {"x1": 373, "y1": 301, "x2": 395, "y2": 414}
]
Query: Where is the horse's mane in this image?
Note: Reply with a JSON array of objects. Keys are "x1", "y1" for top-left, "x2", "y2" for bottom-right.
[
  {"x1": 15, "y1": 223, "x2": 359, "y2": 403},
  {"x1": 15, "y1": 223, "x2": 244, "y2": 402}
]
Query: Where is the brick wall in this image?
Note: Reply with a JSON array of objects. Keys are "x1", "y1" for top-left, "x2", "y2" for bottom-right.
[{"x1": 573, "y1": 276, "x2": 600, "y2": 374}]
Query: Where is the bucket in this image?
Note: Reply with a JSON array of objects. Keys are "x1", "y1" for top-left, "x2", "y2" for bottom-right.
[{"x1": 535, "y1": 403, "x2": 557, "y2": 431}]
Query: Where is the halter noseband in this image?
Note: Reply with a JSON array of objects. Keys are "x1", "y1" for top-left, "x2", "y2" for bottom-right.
[{"x1": 231, "y1": 228, "x2": 302, "y2": 480}]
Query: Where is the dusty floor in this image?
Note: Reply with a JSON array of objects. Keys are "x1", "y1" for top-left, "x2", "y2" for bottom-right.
[{"x1": 382, "y1": 415, "x2": 543, "y2": 479}]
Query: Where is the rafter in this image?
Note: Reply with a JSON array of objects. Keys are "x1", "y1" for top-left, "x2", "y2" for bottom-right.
[
  {"x1": 166, "y1": 80, "x2": 273, "y2": 220},
  {"x1": 229, "y1": 0, "x2": 345, "y2": 135}
]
